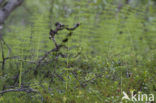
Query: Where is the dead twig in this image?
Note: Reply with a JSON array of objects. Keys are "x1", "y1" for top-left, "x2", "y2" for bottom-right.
[
  {"x1": 34, "y1": 22, "x2": 80, "y2": 76},
  {"x1": 34, "y1": 44, "x2": 64, "y2": 75},
  {"x1": 0, "y1": 87, "x2": 38, "y2": 95},
  {"x1": 0, "y1": 56, "x2": 20, "y2": 64}
]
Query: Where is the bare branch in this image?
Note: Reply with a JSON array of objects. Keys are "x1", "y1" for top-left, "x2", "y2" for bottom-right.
[
  {"x1": 34, "y1": 23, "x2": 80, "y2": 75},
  {"x1": 0, "y1": 87, "x2": 38, "y2": 94},
  {"x1": 0, "y1": 0, "x2": 4, "y2": 5},
  {"x1": 34, "y1": 45, "x2": 64, "y2": 75},
  {"x1": 0, "y1": 0, "x2": 24, "y2": 25}
]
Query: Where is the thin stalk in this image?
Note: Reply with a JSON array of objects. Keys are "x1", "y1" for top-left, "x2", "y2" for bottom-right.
[
  {"x1": 66, "y1": 40, "x2": 69, "y2": 90},
  {"x1": 0, "y1": 40, "x2": 5, "y2": 71},
  {"x1": 19, "y1": 47, "x2": 23, "y2": 88}
]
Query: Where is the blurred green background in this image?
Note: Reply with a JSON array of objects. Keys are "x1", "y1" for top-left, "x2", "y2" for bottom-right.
[{"x1": 0, "y1": 0, "x2": 156, "y2": 103}]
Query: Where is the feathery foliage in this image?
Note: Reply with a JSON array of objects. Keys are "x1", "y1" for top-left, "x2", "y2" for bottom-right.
[{"x1": 0, "y1": 0, "x2": 156, "y2": 102}]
